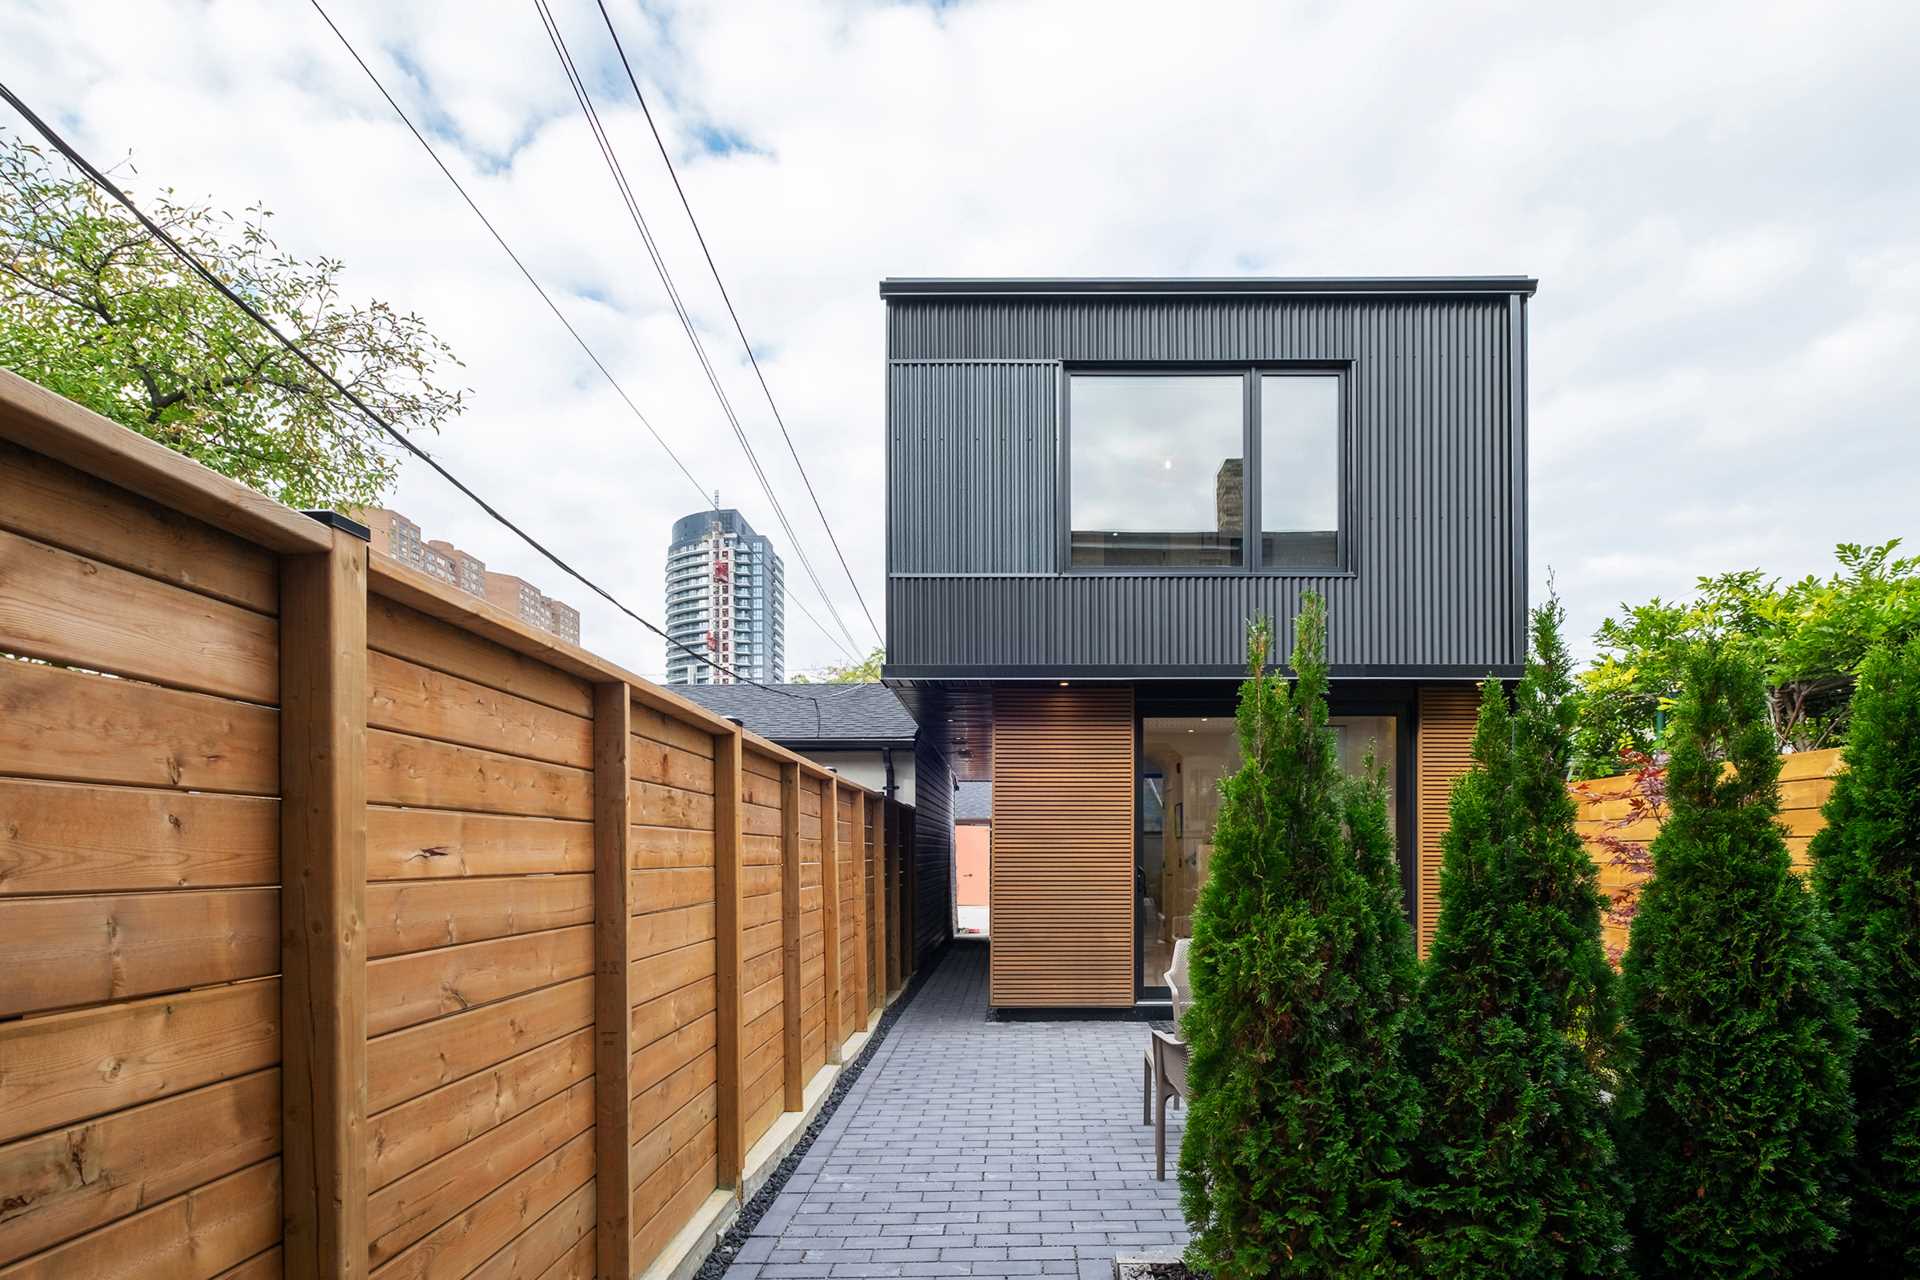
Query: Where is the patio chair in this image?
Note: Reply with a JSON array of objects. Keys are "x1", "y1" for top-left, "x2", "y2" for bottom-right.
[{"x1": 1141, "y1": 938, "x2": 1191, "y2": 1180}]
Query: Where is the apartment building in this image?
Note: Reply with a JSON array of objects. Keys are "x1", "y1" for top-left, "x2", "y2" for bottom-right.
[
  {"x1": 664, "y1": 508, "x2": 785, "y2": 685},
  {"x1": 360, "y1": 508, "x2": 581, "y2": 645}
]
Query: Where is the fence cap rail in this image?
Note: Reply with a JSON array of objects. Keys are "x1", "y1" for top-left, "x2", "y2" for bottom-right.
[{"x1": 0, "y1": 366, "x2": 333, "y2": 555}]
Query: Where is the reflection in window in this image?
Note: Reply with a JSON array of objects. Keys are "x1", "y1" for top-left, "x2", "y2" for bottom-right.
[
  {"x1": 1260, "y1": 374, "x2": 1340, "y2": 568},
  {"x1": 1069, "y1": 375, "x2": 1244, "y2": 567},
  {"x1": 1136, "y1": 714, "x2": 1395, "y2": 988}
]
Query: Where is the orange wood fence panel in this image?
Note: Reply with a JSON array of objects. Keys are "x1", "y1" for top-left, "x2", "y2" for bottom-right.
[{"x1": 0, "y1": 373, "x2": 886, "y2": 1280}]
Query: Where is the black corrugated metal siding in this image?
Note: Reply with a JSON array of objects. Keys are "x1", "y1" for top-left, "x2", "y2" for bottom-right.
[
  {"x1": 912, "y1": 731, "x2": 954, "y2": 961},
  {"x1": 886, "y1": 292, "x2": 1526, "y2": 673}
]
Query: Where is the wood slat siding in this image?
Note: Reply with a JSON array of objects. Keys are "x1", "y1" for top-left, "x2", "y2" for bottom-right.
[
  {"x1": 1416, "y1": 686, "x2": 1481, "y2": 959},
  {"x1": 361, "y1": 581, "x2": 595, "y2": 1280},
  {"x1": 1, "y1": 383, "x2": 889, "y2": 1280},
  {"x1": 0, "y1": 449, "x2": 287, "y2": 1273},
  {"x1": 990, "y1": 686, "x2": 1135, "y2": 1007},
  {"x1": 1574, "y1": 747, "x2": 1843, "y2": 956}
]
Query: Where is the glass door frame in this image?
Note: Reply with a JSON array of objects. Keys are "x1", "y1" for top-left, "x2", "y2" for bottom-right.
[{"x1": 1133, "y1": 682, "x2": 1418, "y2": 1003}]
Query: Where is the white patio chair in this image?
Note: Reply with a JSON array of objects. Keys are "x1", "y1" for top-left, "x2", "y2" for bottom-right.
[{"x1": 1141, "y1": 938, "x2": 1191, "y2": 1179}]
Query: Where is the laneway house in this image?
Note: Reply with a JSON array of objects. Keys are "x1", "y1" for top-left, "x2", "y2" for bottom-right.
[{"x1": 879, "y1": 276, "x2": 1535, "y2": 1007}]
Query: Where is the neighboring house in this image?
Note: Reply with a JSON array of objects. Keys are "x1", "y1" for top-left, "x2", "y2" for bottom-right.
[
  {"x1": 879, "y1": 276, "x2": 1535, "y2": 1009},
  {"x1": 952, "y1": 781, "x2": 990, "y2": 937},
  {"x1": 665, "y1": 509, "x2": 786, "y2": 685},
  {"x1": 677, "y1": 681, "x2": 954, "y2": 965}
]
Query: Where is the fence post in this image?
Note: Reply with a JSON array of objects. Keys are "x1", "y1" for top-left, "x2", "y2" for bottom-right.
[
  {"x1": 779, "y1": 763, "x2": 804, "y2": 1110},
  {"x1": 592, "y1": 685, "x2": 634, "y2": 1278},
  {"x1": 822, "y1": 778, "x2": 843, "y2": 1063},
  {"x1": 279, "y1": 523, "x2": 369, "y2": 1280},
  {"x1": 870, "y1": 794, "x2": 887, "y2": 1012},
  {"x1": 886, "y1": 801, "x2": 902, "y2": 995},
  {"x1": 713, "y1": 729, "x2": 746, "y2": 1185}
]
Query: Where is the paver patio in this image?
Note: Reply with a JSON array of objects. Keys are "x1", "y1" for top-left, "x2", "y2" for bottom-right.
[{"x1": 722, "y1": 941, "x2": 1188, "y2": 1278}]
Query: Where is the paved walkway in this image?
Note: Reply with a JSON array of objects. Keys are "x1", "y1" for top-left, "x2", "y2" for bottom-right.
[{"x1": 724, "y1": 942, "x2": 1188, "y2": 1278}]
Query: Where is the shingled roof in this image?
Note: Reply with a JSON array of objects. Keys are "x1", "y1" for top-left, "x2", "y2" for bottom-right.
[{"x1": 675, "y1": 682, "x2": 920, "y2": 749}]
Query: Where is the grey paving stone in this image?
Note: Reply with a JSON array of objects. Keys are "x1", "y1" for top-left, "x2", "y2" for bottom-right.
[{"x1": 734, "y1": 943, "x2": 1188, "y2": 1276}]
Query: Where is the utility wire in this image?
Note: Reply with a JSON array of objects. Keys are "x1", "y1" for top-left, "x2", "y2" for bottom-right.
[
  {"x1": 306, "y1": 0, "x2": 859, "y2": 670},
  {"x1": 306, "y1": 0, "x2": 712, "y2": 516},
  {"x1": 594, "y1": 0, "x2": 883, "y2": 650},
  {"x1": 0, "y1": 77, "x2": 818, "y2": 698},
  {"x1": 530, "y1": 0, "x2": 868, "y2": 661}
]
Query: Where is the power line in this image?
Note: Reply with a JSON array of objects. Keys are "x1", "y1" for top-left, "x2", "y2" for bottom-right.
[
  {"x1": 303, "y1": 0, "x2": 711, "y2": 516},
  {"x1": 305, "y1": 1, "x2": 858, "y2": 671},
  {"x1": 593, "y1": 0, "x2": 884, "y2": 650},
  {"x1": 530, "y1": 0, "x2": 868, "y2": 661},
  {"x1": 0, "y1": 77, "x2": 816, "y2": 698}
]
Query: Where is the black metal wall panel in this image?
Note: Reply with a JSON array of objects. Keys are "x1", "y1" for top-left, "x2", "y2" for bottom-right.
[
  {"x1": 911, "y1": 731, "x2": 953, "y2": 959},
  {"x1": 884, "y1": 290, "x2": 1527, "y2": 674}
]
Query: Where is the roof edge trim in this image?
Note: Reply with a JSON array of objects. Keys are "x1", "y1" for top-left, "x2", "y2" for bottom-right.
[{"x1": 878, "y1": 276, "x2": 1538, "y2": 299}]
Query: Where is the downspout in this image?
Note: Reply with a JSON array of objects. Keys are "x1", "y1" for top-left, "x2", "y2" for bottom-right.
[{"x1": 881, "y1": 746, "x2": 897, "y2": 800}]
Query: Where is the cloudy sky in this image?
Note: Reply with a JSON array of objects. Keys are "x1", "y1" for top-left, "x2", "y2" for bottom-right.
[{"x1": 5, "y1": 0, "x2": 1917, "y2": 677}]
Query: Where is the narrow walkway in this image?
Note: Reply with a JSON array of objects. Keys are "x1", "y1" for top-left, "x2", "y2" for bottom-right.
[{"x1": 724, "y1": 942, "x2": 1188, "y2": 1278}]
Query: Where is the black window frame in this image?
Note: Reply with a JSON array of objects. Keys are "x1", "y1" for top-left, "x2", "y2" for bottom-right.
[{"x1": 1057, "y1": 361, "x2": 1354, "y2": 576}]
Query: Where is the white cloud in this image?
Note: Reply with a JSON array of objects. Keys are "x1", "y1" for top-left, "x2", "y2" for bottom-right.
[{"x1": 4, "y1": 0, "x2": 1917, "y2": 676}]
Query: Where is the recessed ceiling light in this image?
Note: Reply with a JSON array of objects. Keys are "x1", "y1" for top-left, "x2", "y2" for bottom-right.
[{"x1": 1058, "y1": 681, "x2": 1070, "y2": 687}]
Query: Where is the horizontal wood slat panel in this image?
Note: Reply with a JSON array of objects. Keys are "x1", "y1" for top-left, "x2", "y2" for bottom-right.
[
  {"x1": 367, "y1": 808, "x2": 592, "y2": 880},
  {"x1": 369, "y1": 1129, "x2": 591, "y2": 1280},
  {"x1": 0, "y1": 439, "x2": 278, "y2": 614},
  {"x1": 0, "y1": 888, "x2": 279, "y2": 1017},
  {"x1": 366, "y1": 1029, "x2": 593, "y2": 1193},
  {"x1": 0, "y1": 1069, "x2": 278, "y2": 1267},
  {"x1": 368, "y1": 593, "x2": 592, "y2": 718},
  {"x1": 0, "y1": 979, "x2": 279, "y2": 1143},
  {"x1": 0, "y1": 528, "x2": 278, "y2": 703},
  {"x1": 0, "y1": 1157, "x2": 281, "y2": 1280},
  {"x1": 367, "y1": 977, "x2": 592, "y2": 1116},
  {"x1": 368, "y1": 651, "x2": 591, "y2": 769},
  {"x1": 991, "y1": 686, "x2": 1135, "y2": 1007},
  {"x1": 469, "y1": 1178, "x2": 593, "y2": 1280},
  {"x1": 0, "y1": 658, "x2": 277, "y2": 795},
  {"x1": 1417, "y1": 687, "x2": 1482, "y2": 959},
  {"x1": 366, "y1": 729, "x2": 591, "y2": 820},
  {"x1": 367, "y1": 925, "x2": 595, "y2": 1037},
  {"x1": 366, "y1": 874, "x2": 594, "y2": 959},
  {"x1": 0, "y1": 780, "x2": 277, "y2": 897}
]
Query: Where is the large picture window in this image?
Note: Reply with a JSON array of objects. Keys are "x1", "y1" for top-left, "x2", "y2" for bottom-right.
[
  {"x1": 1068, "y1": 374, "x2": 1245, "y2": 568},
  {"x1": 1067, "y1": 368, "x2": 1342, "y2": 571}
]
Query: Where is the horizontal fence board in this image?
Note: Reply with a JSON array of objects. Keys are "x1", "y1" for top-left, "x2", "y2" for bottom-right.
[
  {"x1": 0, "y1": 659, "x2": 277, "y2": 794},
  {"x1": 630, "y1": 779, "x2": 715, "y2": 831},
  {"x1": 631, "y1": 1050, "x2": 716, "y2": 1144},
  {"x1": 367, "y1": 1078, "x2": 593, "y2": 1267},
  {"x1": 0, "y1": 528, "x2": 279, "y2": 703},
  {"x1": 630, "y1": 1013, "x2": 716, "y2": 1101},
  {"x1": 366, "y1": 729, "x2": 591, "y2": 821},
  {"x1": 631, "y1": 941, "x2": 716, "y2": 1008},
  {"x1": 367, "y1": 808, "x2": 592, "y2": 881},
  {"x1": 367, "y1": 925, "x2": 595, "y2": 1037},
  {"x1": 369, "y1": 651, "x2": 592, "y2": 770},
  {"x1": 629, "y1": 903, "x2": 715, "y2": 962},
  {"x1": 0, "y1": 1157, "x2": 280, "y2": 1280},
  {"x1": 366, "y1": 1029, "x2": 593, "y2": 1193},
  {"x1": 628, "y1": 1086, "x2": 715, "y2": 1198},
  {"x1": 629, "y1": 736, "x2": 716, "y2": 796},
  {"x1": 0, "y1": 1068, "x2": 278, "y2": 1267},
  {"x1": 630, "y1": 977, "x2": 717, "y2": 1054},
  {"x1": 630, "y1": 1152, "x2": 716, "y2": 1273},
  {"x1": 631, "y1": 704, "x2": 715, "y2": 760},
  {"x1": 470, "y1": 1178, "x2": 593, "y2": 1280},
  {"x1": 0, "y1": 978, "x2": 279, "y2": 1143},
  {"x1": 367, "y1": 977, "x2": 592, "y2": 1116},
  {"x1": 0, "y1": 780, "x2": 277, "y2": 897},
  {"x1": 366, "y1": 874, "x2": 594, "y2": 959},
  {"x1": 368, "y1": 593, "x2": 593, "y2": 719},
  {"x1": 0, "y1": 439, "x2": 278, "y2": 614},
  {"x1": 369, "y1": 1129, "x2": 592, "y2": 1280},
  {"x1": 0, "y1": 888, "x2": 279, "y2": 1017},
  {"x1": 630, "y1": 825, "x2": 715, "y2": 870},
  {"x1": 630, "y1": 867, "x2": 715, "y2": 914}
]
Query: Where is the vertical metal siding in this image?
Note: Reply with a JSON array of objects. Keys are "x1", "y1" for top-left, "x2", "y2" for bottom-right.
[{"x1": 886, "y1": 294, "x2": 1525, "y2": 672}]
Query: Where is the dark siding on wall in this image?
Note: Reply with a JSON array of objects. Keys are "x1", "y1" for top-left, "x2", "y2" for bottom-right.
[
  {"x1": 885, "y1": 293, "x2": 1527, "y2": 674},
  {"x1": 911, "y1": 732, "x2": 953, "y2": 962}
]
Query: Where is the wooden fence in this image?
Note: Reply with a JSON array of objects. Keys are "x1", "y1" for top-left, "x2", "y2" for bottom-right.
[
  {"x1": 1573, "y1": 747, "x2": 1844, "y2": 954},
  {"x1": 0, "y1": 368, "x2": 921, "y2": 1280}
]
